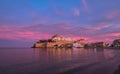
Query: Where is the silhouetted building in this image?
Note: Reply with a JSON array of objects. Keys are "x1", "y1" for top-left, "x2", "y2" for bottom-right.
[
  {"x1": 111, "y1": 39, "x2": 120, "y2": 48},
  {"x1": 85, "y1": 42, "x2": 108, "y2": 48}
]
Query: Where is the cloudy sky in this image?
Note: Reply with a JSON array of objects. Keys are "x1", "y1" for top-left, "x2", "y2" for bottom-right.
[{"x1": 0, "y1": 0, "x2": 120, "y2": 47}]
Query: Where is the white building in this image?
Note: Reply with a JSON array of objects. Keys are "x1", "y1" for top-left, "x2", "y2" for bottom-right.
[
  {"x1": 73, "y1": 39, "x2": 87, "y2": 48},
  {"x1": 51, "y1": 34, "x2": 75, "y2": 42}
]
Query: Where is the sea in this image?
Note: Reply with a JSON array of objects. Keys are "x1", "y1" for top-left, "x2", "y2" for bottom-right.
[{"x1": 0, "y1": 48, "x2": 120, "y2": 74}]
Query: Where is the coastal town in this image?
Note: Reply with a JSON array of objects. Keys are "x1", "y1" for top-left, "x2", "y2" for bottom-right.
[{"x1": 32, "y1": 34, "x2": 120, "y2": 49}]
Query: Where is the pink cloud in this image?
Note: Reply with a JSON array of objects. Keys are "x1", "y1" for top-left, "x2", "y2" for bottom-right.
[
  {"x1": 89, "y1": 32, "x2": 120, "y2": 43},
  {"x1": 50, "y1": 0, "x2": 70, "y2": 18},
  {"x1": 63, "y1": 34, "x2": 95, "y2": 42},
  {"x1": 82, "y1": 0, "x2": 89, "y2": 12},
  {"x1": 55, "y1": 22, "x2": 72, "y2": 30},
  {"x1": 51, "y1": 0, "x2": 81, "y2": 17},
  {"x1": 73, "y1": 8, "x2": 80, "y2": 16},
  {"x1": 0, "y1": 26, "x2": 52, "y2": 41},
  {"x1": 90, "y1": 23, "x2": 113, "y2": 30},
  {"x1": 0, "y1": 22, "x2": 119, "y2": 44},
  {"x1": 104, "y1": 32, "x2": 120, "y2": 37},
  {"x1": 105, "y1": 11, "x2": 120, "y2": 19}
]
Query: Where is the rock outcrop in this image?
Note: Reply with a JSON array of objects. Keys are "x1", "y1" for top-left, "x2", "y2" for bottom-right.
[
  {"x1": 32, "y1": 34, "x2": 113, "y2": 48},
  {"x1": 32, "y1": 34, "x2": 74, "y2": 48}
]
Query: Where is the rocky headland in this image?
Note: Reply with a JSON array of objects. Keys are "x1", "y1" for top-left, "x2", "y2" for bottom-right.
[{"x1": 32, "y1": 34, "x2": 120, "y2": 49}]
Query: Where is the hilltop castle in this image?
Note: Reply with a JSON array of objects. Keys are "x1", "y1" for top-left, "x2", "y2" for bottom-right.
[
  {"x1": 33, "y1": 34, "x2": 118, "y2": 48},
  {"x1": 33, "y1": 34, "x2": 87, "y2": 48}
]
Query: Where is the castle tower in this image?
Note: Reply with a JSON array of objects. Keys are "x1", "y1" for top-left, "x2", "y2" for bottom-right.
[{"x1": 51, "y1": 34, "x2": 63, "y2": 41}]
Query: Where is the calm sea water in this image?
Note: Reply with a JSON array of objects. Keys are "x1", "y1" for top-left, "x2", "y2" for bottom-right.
[{"x1": 0, "y1": 48, "x2": 120, "y2": 74}]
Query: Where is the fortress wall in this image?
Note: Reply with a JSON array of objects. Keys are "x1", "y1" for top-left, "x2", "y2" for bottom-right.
[
  {"x1": 35, "y1": 42, "x2": 46, "y2": 48},
  {"x1": 34, "y1": 40, "x2": 74, "y2": 48},
  {"x1": 46, "y1": 41, "x2": 73, "y2": 48},
  {"x1": 46, "y1": 42, "x2": 57, "y2": 48}
]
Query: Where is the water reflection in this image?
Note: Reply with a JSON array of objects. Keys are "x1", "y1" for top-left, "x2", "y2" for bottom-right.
[
  {"x1": 33, "y1": 48, "x2": 107, "y2": 62},
  {"x1": 0, "y1": 48, "x2": 119, "y2": 74},
  {"x1": 46, "y1": 48, "x2": 73, "y2": 61},
  {"x1": 33, "y1": 48, "x2": 119, "y2": 74},
  {"x1": 34, "y1": 48, "x2": 84, "y2": 59},
  {"x1": 33, "y1": 48, "x2": 117, "y2": 64},
  {"x1": 33, "y1": 48, "x2": 106, "y2": 59}
]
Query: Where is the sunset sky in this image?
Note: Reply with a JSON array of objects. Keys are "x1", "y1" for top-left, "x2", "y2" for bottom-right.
[{"x1": 0, "y1": 0, "x2": 120, "y2": 47}]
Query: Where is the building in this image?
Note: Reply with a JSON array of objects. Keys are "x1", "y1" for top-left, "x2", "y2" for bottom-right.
[
  {"x1": 111, "y1": 39, "x2": 120, "y2": 48},
  {"x1": 51, "y1": 34, "x2": 75, "y2": 42},
  {"x1": 87, "y1": 42, "x2": 108, "y2": 48},
  {"x1": 33, "y1": 34, "x2": 74, "y2": 48},
  {"x1": 73, "y1": 39, "x2": 87, "y2": 48},
  {"x1": 51, "y1": 34, "x2": 63, "y2": 41}
]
